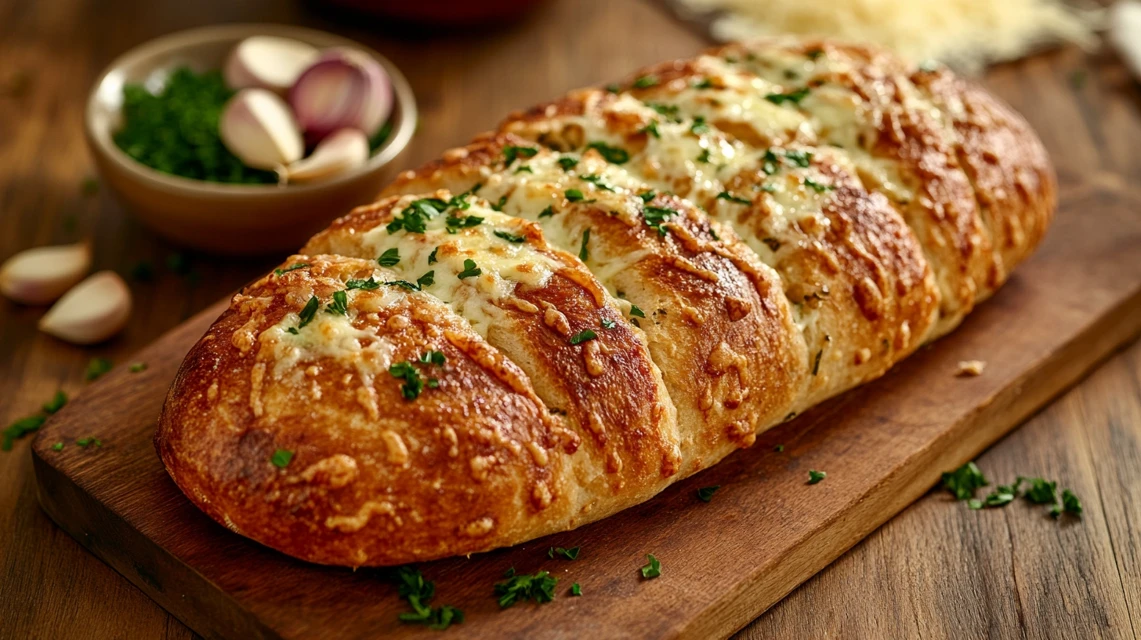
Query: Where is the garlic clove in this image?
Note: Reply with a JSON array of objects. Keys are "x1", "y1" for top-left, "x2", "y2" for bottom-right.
[
  {"x1": 219, "y1": 88, "x2": 304, "y2": 171},
  {"x1": 0, "y1": 242, "x2": 91, "y2": 305},
  {"x1": 39, "y1": 271, "x2": 131, "y2": 345},
  {"x1": 1111, "y1": 1, "x2": 1141, "y2": 81},
  {"x1": 224, "y1": 36, "x2": 320, "y2": 94},
  {"x1": 289, "y1": 49, "x2": 393, "y2": 146},
  {"x1": 279, "y1": 128, "x2": 369, "y2": 184}
]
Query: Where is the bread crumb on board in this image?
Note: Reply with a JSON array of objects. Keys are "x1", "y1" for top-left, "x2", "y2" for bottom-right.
[{"x1": 956, "y1": 360, "x2": 987, "y2": 377}]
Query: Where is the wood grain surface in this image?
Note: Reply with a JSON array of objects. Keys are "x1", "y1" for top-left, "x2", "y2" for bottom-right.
[{"x1": 1, "y1": 0, "x2": 1139, "y2": 638}]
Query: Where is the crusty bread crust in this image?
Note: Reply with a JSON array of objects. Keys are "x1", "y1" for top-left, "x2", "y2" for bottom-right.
[{"x1": 157, "y1": 39, "x2": 1055, "y2": 567}]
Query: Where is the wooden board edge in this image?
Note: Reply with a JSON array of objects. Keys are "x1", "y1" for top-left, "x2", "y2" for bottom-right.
[
  {"x1": 679, "y1": 285, "x2": 1141, "y2": 640},
  {"x1": 32, "y1": 450, "x2": 278, "y2": 640}
]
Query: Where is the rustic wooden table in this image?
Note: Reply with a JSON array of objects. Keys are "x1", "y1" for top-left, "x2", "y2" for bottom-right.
[{"x1": 1, "y1": 0, "x2": 1137, "y2": 638}]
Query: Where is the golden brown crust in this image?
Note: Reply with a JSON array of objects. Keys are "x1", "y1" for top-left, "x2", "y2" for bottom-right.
[{"x1": 158, "y1": 39, "x2": 1054, "y2": 567}]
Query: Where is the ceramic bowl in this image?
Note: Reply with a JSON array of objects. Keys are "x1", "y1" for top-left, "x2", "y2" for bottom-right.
[{"x1": 85, "y1": 23, "x2": 416, "y2": 255}]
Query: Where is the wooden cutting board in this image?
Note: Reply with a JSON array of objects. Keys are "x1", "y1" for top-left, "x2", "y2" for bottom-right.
[{"x1": 29, "y1": 179, "x2": 1141, "y2": 638}]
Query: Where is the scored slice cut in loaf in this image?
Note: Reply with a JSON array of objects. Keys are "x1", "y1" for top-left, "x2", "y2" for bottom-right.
[{"x1": 157, "y1": 38, "x2": 1055, "y2": 567}]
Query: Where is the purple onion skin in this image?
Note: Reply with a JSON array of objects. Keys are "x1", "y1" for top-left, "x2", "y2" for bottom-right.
[{"x1": 289, "y1": 50, "x2": 394, "y2": 146}]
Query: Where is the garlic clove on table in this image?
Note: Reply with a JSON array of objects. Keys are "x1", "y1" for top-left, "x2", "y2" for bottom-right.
[
  {"x1": 219, "y1": 88, "x2": 304, "y2": 172},
  {"x1": 0, "y1": 242, "x2": 91, "y2": 305},
  {"x1": 278, "y1": 128, "x2": 369, "y2": 184},
  {"x1": 39, "y1": 271, "x2": 132, "y2": 345}
]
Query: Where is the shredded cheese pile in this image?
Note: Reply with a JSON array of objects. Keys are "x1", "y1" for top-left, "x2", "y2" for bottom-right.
[{"x1": 674, "y1": 0, "x2": 1104, "y2": 72}]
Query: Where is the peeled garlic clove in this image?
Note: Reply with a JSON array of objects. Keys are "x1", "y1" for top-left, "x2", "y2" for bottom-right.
[
  {"x1": 0, "y1": 242, "x2": 91, "y2": 305},
  {"x1": 224, "y1": 36, "x2": 320, "y2": 94},
  {"x1": 1111, "y1": 1, "x2": 1141, "y2": 80},
  {"x1": 289, "y1": 49, "x2": 393, "y2": 146},
  {"x1": 279, "y1": 128, "x2": 369, "y2": 184},
  {"x1": 39, "y1": 271, "x2": 131, "y2": 345},
  {"x1": 219, "y1": 88, "x2": 304, "y2": 171}
]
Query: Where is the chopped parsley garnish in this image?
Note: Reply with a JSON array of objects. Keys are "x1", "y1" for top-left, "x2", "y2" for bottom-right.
[
  {"x1": 396, "y1": 567, "x2": 464, "y2": 630},
  {"x1": 325, "y1": 290, "x2": 348, "y2": 316},
  {"x1": 539, "y1": 205, "x2": 555, "y2": 218},
  {"x1": 390, "y1": 362, "x2": 425, "y2": 400},
  {"x1": 941, "y1": 461, "x2": 988, "y2": 500},
  {"x1": 1022, "y1": 477, "x2": 1058, "y2": 504},
  {"x1": 760, "y1": 183, "x2": 778, "y2": 193},
  {"x1": 784, "y1": 149, "x2": 812, "y2": 167},
  {"x1": 448, "y1": 186, "x2": 479, "y2": 210},
  {"x1": 387, "y1": 198, "x2": 448, "y2": 234},
  {"x1": 640, "y1": 554, "x2": 661, "y2": 579},
  {"x1": 570, "y1": 583, "x2": 582, "y2": 596},
  {"x1": 271, "y1": 449, "x2": 293, "y2": 468},
  {"x1": 385, "y1": 280, "x2": 422, "y2": 292},
  {"x1": 804, "y1": 178, "x2": 834, "y2": 193},
  {"x1": 600, "y1": 318, "x2": 616, "y2": 329},
  {"x1": 502, "y1": 144, "x2": 538, "y2": 166},
  {"x1": 638, "y1": 190, "x2": 656, "y2": 203},
  {"x1": 457, "y1": 259, "x2": 481, "y2": 280},
  {"x1": 565, "y1": 188, "x2": 586, "y2": 202},
  {"x1": 490, "y1": 196, "x2": 508, "y2": 212},
  {"x1": 129, "y1": 362, "x2": 148, "y2": 373},
  {"x1": 632, "y1": 75, "x2": 659, "y2": 89},
  {"x1": 494, "y1": 570, "x2": 558, "y2": 608},
  {"x1": 690, "y1": 116, "x2": 709, "y2": 134},
  {"x1": 514, "y1": 165, "x2": 533, "y2": 174},
  {"x1": 581, "y1": 174, "x2": 616, "y2": 192},
  {"x1": 716, "y1": 191, "x2": 751, "y2": 205},
  {"x1": 446, "y1": 214, "x2": 484, "y2": 231},
  {"x1": 696, "y1": 485, "x2": 720, "y2": 502},
  {"x1": 85, "y1": 357, "x2": 113, "y2": 381},
  {"x1": 2, "y1": 415, "x2": 46, "y2": 451},
  {"x1": 585, "y1": 141, "x2": 629, "y2": 164},
  {"x1": 774, "y1": 444, "x2": 785, "y2": 453},
  {"x1": 548, "y1": 546, "x2": 580, "y2": 560},
  {"x1": 696, "y1": 148, "x2": 712, "y2": 163},
  {"x1": 640, "y1": 119, "x2": 661, "y2": 138},
  {"x1": 647, "y1": 102, "x2": 681, "y2": 121},
  {"x1": 692, "y1": 78, "x2": 714, "y2": 89},
  {"x1": 420, "y1": 351, "x2": 446, "y2": 366},
  {"x1": 579, "y1": 229, "x2": 590, "y2": 261},
  {"x1": 807, "y1": 470, "x2": 827, "y2": 484},
  {"x1": 51, "y1": 442, "x2": 64, "y2": 451},
  {"x1": 765, "y1": 87, "x2": 811, "y2": 105},
  {"x1": 643, "y1": 205, "x2": 678, "y2": 236},
  {"x1": 1057, "y1": 489, "x2": 1082, "y2": 517},
  {"x1": 606, "y1": 83, "x2": 621, "y2": 94},
  {"x1": 630, "y1": 304, "x2": 646, "y2": 318},
  {"x1": 417, "y1": 271, "x2": 436, "y2": 288},
  {"x1": 346, "y1": 277, "x2": 381, "y2": 290},
  {"x1": 377, "y1": 248, "x2": 400, "y2": 267},
  {"x1": 76, "y1": 437, "x2": 102, "y2": 448},
  {"x1": 569, "y1": 329, "x2": 597, "y2": 345},
  {"x1": 806, "y1": 48, "x2": 825, "y2": 61},
  {"x1": 761, "y1": 149, "x2": 781, "y2": 175},
  {"x1": 557, "y1": 156, "x2": 579, "y2": 171},
  {"x1": 428, "y1": 246, "x2": 439, "y2": 264},
  {"x1": 494, "y1": 230, "x2": 526, "y2": 243},
  {"x1": 274, "y1": 262, "x2": 309, "y2": 276},
  {"x1": 42, "y1": 390, "x2": 68, "y2": 414}
]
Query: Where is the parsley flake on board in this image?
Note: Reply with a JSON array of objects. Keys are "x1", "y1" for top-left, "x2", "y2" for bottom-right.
[
  {"x1": 85, "y1": 357, "x2": 113, "y2": 381},
  {"x1": 129, "y1": 362, "x2": 148, "y2": 373},
  {"x1": 42, "y1": 390, "x2": 68, "y2": 414},
  {"x1": 807, "y1": 470, "x2": 827, "y2": 484},
  {"x1": 346, "y1": 277, "x2": 381, "y2": 290},
  {"x1": 1057, "y1": 489, "x2": 1082, "y2": 518},
  {"x1": 76, "y1": 437, "x2": 102, "y2": 448},
  {"x1": 2, "y1": 415, "x2": 46, "y2": 451},
  {"x1": 774, "y1": 444, "x2": 785, "y2": 453},
  {"x1": 274, "y1": 262, "x2": 310, "y2": 276},
  {"x1": 716, "y1": 191, "x2": 751, "y2": 205},
  {"x1": 51, "y1": 442, "x2": 64, "y2": 451},
  {"x1": 494, "y1": 230, "x2": 525, "y2": 244},
  {"x1": 640, "y1": 554, "x2": 661, "y2": 579},
  {"x1": 377, "y1": 248, "x2": 400, "y2": 267},
  {"x1": 1022, "y1": 477, "x2": 1058, "y2": 504},
  {"x1": 764, "y1": 87, "x2": 811, "y2": 105},
  {"x1": 390, "y1": 362, "x2": 425, "y2": 400},
  {"x1": 697, "y1": 485, "x2": 720, "y2": 502},
  {"x1": 502, "y1": 144, "x2": 538, "y2": 166},
  {"x1": 325, "y1": 290, "x2": 348, "y2": 316},
  {"x1": 585, "y1": 141, "x2": 630, "y2": 164},
  {"x1": 495, "y1": 570, "x2": 558, "y2": 608},
  {"x1": 579, "y1": 229, "x2": 590, "y2": 261},
  {"x1": 457, "y1": 259, "x2": 481, "y2": 280},
  {"x1": 396, "y1": 567, "x2": 464, "y2": 630},
  {"x1": 569, "y1": 329, "x2": 597, "y2": 345},
  {"x1": 570, "y1": 583, "x2": 582, "y2": 596},
  {"x1": 548, "y1": 546, "x2": 580, "y2": 560},
  {"x1": 942, "y1": 461, "x2": 988, "y2": 500},
  {"x1": 271, "y1": 449, "x2": 293, "y2": 468}
]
